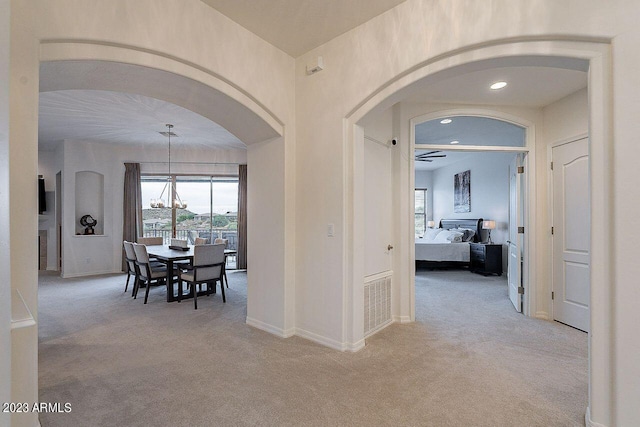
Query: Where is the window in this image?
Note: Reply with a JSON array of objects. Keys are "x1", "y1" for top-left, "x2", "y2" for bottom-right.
[
  {"x1": 415, "y1": 189, "x2": 427, "y2": 236},
  {"x1": 141, "y1": 175, "x2": 238, "y2": 248}
]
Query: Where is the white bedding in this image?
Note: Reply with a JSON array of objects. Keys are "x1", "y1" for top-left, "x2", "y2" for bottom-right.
[{"x1": 415, "y1": 240, "x2": 470, "y2": 262}]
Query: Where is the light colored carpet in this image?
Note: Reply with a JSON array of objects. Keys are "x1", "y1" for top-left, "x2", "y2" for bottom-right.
[{"x1": 38, "y1": 269, "x2": 587, "y2": 426}]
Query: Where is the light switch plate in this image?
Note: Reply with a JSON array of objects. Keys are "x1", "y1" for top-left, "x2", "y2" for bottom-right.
[{"x1": 327, "y1": 223, "x2": 334, "y2": 237}]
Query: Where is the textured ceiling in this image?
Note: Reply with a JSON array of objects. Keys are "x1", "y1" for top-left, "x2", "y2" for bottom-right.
[
  {"x1": 38, "y1": 90, "x2": 245, "y2": 150},
  {"x1": 201, "y1": 0, "x2": 407, "y2": 57},
  {"x1": 37, "y1": 14, "x2": 587, "y2": 154},
  {"x1": 404, "y1": 66, "x2": 587, "y2": 108}
]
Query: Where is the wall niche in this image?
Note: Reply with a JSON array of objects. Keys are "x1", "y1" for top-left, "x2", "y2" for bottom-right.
[{"x1": 75, "y1": 170, "x2": 104, "y2": 235}]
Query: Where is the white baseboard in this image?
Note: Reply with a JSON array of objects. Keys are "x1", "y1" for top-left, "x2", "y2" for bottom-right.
[
  {"x1": 393, "y1": 315, "x2": 412, "y2": 323},
  {"x1": 245, "y1": 317, "x2": 295, "y2": 338},
  {"x1": 295, "y1": 327, "x2": 365, "y2": 352},
  {"x1": 62, "y1": 269, "x2": 122, "y2": 278},
  {"x1": 585, "y1": 407, "x2": 608, "y2": 427},
  {"x1": 245, "y1": 318, "x2": 366, "y2": 352},
  {"x1": 535, "y1": 311, "x2": 550, "y2": 320}
]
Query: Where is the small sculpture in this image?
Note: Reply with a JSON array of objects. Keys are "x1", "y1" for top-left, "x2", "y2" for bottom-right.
[{"x1": 80, "y1": 214, "x2": 98, "y2": 235}]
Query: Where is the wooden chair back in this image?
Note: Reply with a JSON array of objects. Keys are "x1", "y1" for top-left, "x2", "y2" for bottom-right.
[
  {"x1": 137, "y1": 236, "x2": 163, "y2": 245},
  {"x1": 214, "y1": 238, "x2": 229, "y2": 248}
]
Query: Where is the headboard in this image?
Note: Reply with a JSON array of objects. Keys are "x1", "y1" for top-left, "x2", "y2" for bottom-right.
[{"x1": 439, "y1": 218, "x2": 484, "y2": 243}]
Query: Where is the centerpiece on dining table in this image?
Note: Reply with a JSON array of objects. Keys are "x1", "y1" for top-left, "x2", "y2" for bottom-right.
[{"x1": 169, "y1": 238, "x2": 189, "y2": 251}]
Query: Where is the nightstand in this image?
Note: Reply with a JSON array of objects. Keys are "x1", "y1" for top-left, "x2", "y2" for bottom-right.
[{"x1": 469, "y1": 243, "x2": 503, "y2": 276}]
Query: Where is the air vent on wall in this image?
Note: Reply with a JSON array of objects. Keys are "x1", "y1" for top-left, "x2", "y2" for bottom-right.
[{"x1": 364, "y1": 273, "x2": 392, "y2": 337}]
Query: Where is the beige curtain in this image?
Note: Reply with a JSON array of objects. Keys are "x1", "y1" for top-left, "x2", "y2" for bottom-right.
[
  {"x1": 237, "y1": 164, "x2": 247, "y2": 269},
  {"x1": 122, "y1": 163, "x2": 143, "y2": 270}
]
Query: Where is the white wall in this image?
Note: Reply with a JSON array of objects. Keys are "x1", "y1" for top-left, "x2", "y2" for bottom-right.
[
  {"x1": 246, "y1": 137, "x2": 295, "y2": 336},
  {"x1": 611, "y1": 30, "x2": 640, "y2": 425},
  {"x1": 431, "y1": 152, "x2": 516, "y2": 270}
]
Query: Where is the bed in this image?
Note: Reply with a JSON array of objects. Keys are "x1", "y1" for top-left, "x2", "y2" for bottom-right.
[{"x1": 415, "y1": 218, "x2": 483, "y2": 268}]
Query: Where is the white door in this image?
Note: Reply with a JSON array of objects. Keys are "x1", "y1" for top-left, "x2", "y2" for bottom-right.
[
  {"x1": 508, "y1": 154, "x2": 524, "y2": 312},
  {"x1": 364, "y1": 136, "x2": 393, "y2": 276},
  {"x1": 552, "y1": 138, "x2": 590, "y2": 332}
]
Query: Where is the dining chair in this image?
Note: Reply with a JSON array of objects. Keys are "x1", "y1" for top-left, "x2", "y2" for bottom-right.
[
  {"x1": 194, "y1": 237, "x2": 208, "y2": 245},
  {"x1": 213, "y1": 238, "x2": 228, "y2": 247},
  {"x1": 137, "y1": 237, "x2": 164, "y2": 263},
  {"x1": 137, "y1": 236, "x2": 163, "y2": 246},
  {"x1": 133, "y1": 243, "x2": 172, "y2": 304},
  {"x1": 178, "y1": 243, "x2": 226, "y2": 309},
  {"x1": 213, "y1": 238, "x2": 231, "y2": 287},
  {"x1": 123, "y1": 241, "x2": 138, "y2": 294}
]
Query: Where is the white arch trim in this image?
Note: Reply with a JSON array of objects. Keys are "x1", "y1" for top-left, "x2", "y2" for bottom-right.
[
  {"x1": 412, "y1": 108, "x2": 530, "y2": 133},
  {"x1": 40, "y1": 41, "x2": 284, "y2": 144},
  {"x1": 408, "y1": 108, "x2": 536, "y2": 323},
  {"x1": 344, "y1": 39, "x2": 612, "y2": 426}
]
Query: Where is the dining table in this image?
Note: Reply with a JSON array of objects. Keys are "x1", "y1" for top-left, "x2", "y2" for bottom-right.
[
  {"x1": 145, "y1": 245, "x2": 192, "y2": 302},
  {"x1": 146, "y1": 244, "x2": 235, "y2": 302}
]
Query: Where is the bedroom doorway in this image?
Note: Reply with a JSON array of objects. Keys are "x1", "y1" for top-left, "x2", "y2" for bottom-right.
[{"x1": 412, "y1": 113, "x2": 530, "y2": 314}]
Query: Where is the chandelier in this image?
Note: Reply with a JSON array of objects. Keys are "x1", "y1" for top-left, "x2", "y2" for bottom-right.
[{"x1": 150, "y1": 124, "x2": 187, "y2": 209}]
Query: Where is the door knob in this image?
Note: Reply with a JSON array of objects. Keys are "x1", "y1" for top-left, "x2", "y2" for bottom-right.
[{"x1": 387, "y1": 245, "x2": 394, "y2": 251}]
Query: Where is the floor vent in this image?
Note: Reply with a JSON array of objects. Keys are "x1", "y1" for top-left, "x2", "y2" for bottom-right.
[{"x1": 364, "y1": 273, "x2": 392, "y2": 337}]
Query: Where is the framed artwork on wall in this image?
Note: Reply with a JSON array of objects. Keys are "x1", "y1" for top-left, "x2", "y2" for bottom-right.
[{"x1": 454, "y1": 170, "x2": 471, "y2": 213}]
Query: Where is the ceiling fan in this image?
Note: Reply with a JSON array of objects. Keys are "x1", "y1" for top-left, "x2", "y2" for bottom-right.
[{"x1": 415, "y1": 150, "x2": 447, "y2": 162}]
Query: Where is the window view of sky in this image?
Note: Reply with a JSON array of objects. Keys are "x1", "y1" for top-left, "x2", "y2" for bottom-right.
[{"x1": 141, "y1": 180, "x2": 238, "y2": 215}]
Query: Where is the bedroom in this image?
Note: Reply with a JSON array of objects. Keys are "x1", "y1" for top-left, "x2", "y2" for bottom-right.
[{"x1": 414, "y1": 148, "x2": 516, "y2": 274}]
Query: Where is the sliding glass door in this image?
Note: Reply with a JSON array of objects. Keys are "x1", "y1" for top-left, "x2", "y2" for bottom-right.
[{"x1": 141, "y1": 175, "x2": 238, "y2": 248}]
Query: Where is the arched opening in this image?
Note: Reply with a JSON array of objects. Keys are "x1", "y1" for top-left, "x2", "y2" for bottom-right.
[
  {"x1": 346, "y1": 40, "x2": 611, "y2": 422},
  {"x1": 34, "y1": 54, "x2": 295, "y2": 418}
]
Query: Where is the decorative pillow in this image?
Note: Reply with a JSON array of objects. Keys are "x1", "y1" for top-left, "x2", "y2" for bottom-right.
[
  {"x1": 424, "y1": 228, "x2": 444, "y2": 241},
  {"x1": 454, "y1": 228, "x2": 476, "y2": 242},
  {"x1": 433, "y1": 230, "x2": 464, "y2": 243}
]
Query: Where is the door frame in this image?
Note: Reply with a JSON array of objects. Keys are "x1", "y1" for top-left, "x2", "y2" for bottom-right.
[
  {"x1": 547, "y1": 133, "x2": 590, "y2": 328},
  {"x1": 409, "y1": 109, "x2": 534, "y2": 318}
]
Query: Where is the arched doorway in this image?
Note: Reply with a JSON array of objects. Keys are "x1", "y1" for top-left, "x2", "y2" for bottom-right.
[{"x1": 345, "y1": 40, "x2": 611, "y2": 422}]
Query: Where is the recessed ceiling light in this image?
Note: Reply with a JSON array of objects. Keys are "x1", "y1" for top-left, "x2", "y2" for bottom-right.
[
  {"x1": 450, "y1": 140, "x2": 459, "y2": 145},
  {"x1": 490, "y1": 81, "x2": 507, "y2": 90},
  {"x1": 440, "y1": 118, "x2": 452, "y2": 124}
]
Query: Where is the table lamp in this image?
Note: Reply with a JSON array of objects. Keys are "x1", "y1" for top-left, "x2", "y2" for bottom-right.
[
  {"x1": 482, "y1": 220, "x2": 496, "y2": 243},
  {"x1": 427, "y1": 220, "x2": 435, "y2": 228}
]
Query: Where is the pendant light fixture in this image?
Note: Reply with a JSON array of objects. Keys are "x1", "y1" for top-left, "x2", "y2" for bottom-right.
[{"x1": 150, "y1": 124, "x2": 187, "y2": 210}]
